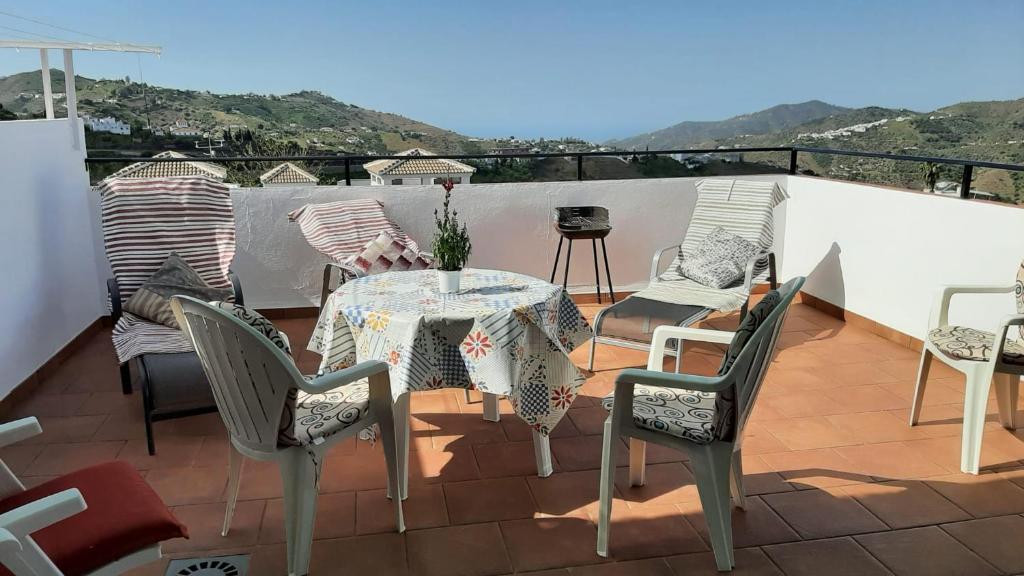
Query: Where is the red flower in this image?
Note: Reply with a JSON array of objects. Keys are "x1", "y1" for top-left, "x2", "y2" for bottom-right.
[
  {"x1": 462, "y1": 331, "x2": 493, "y2": 360},
  {"x1": 551, "y1": 386, "x2": 575, "y2": 410}
]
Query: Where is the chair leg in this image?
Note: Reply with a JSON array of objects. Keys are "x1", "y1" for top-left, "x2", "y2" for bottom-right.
[
  {"x1": 596, "y1": 416, "x2": 619, "y2": 557},
  {"x1": 388, "y1": 393, "x2": 410, "y2": 501},
  {"x1": 139, "y1": 365, "x2": 156, "y2": 456},
  {"x1": 910, "y1": 348, "x2": 933, "y2": 426},
  {"x1": 961, "y1": 368, "x2": 995, "y2": 474},
  {"x1": 689, "y1": 442, "x2": 735, "y2": 571},
  {"x1": 280, "y1": 450, "x2": 321, "y2": 576},
  {"x1": 601, "y1": 237, "x2": 615, "y2": 303},
  {"x1": 463, "y1": 389, "x2": 473, "y2": 404},
  {"x1": 592, "y1": 239, "x2": 602, "y2": 304},
  {"x1": 119, "y1": 361, "x2": 132, "y2": 395},
  {"x1": 628, "y1": 438, "x2": 646, "y2": 487},
  {"x1": 376, "y1": 389, "x2": 406, "y2": 533},
  {"x1": 588, "y1": 336, "x2": 597, "y2": 372},
  {"x1": 550, "y1": 236, "x2": 564, "y2": 283},
  {"x1": 994, "y1": 373, "x2": 1020, "y2": 430},
  {"x1": 222, "y1": 443, "x2": 244, "y2": 536},
  {"x1": 730, "y1": 449, "x2": 746, "y2": 510}
]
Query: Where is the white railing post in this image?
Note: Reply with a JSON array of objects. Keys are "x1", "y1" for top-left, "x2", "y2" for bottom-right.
[
  {"x1": 62, "y1": 49, "x2": 79, "y2": 149},
  {"x1": 39, "y1": 50, "x2": 54, "y2": 119}
]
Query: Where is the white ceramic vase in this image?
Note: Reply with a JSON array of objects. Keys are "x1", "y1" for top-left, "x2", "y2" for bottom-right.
[{"x1": 438, "y1": 269, "x2": 462, "y2": 293}]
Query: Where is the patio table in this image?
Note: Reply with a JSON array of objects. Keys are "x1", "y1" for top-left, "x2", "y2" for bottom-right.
[{"x1": 309, "y1": 268, "x2": 593, "y2": 478}]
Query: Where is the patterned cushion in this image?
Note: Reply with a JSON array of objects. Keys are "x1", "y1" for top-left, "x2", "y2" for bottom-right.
[
  {"x1": 679, "y1": 227, "x2": 762, "y2": 289},
  {"x1": 209, "y1": 301, "x2": 291, "y2": 356},
  {"x1": 124, "y1": 253, "x2": 234, "y2": 329},
  {"x1": 111, "y1": 313, "x2": 194, "y2": 364},
  {"x1": 602, "y1": 290, "x2": 784, "y2": 443},
  {"x1": 928, "y1": 325, "x2": 1024, "y2": 365},
  {"x1": 1016, "y1": 260, "x2": 1024, "y2": 340},
  {"x1": 349, "y1": 231, "x2": 432, "y2": 276},
  {"x1": 288, "y1": 198, "x2": 420, "y2": 263},
  {"x1": 277, "y1": 379, "x2": 372, "y2": 446}
]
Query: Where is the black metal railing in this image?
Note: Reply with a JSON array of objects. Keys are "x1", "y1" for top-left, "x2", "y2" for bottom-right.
[{"x1": 85, "y1": 146, "x2": 1024, "y2": 200}]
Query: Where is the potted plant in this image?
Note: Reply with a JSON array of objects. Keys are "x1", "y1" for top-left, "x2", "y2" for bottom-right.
[{"x1": 432, "y1": 177, "x2": 472, "y2": 293}]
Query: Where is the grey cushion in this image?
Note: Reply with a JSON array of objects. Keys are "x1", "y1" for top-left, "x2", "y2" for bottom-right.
[
  {"x1": 124, "y1": 253, "x2": 233, "y2": 328},
  {"x1": 679, "y1": 227, "x2": 762, "y2": 289}
]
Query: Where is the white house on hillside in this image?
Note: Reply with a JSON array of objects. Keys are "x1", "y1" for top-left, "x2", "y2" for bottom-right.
[
  {"x1": 259, "y1": 162, "x2": 318, "y2": 186},
  {"x1": 363, "y1": 148, "x2": 475, "y2": 185},
  {"x1": 83, "y1": 115, "x2": 131, "y2": 135}
]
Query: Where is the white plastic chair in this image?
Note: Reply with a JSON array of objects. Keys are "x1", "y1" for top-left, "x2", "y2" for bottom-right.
[
  {"x1": 910, "y1": 270, "x2": 1024, "y2": 474},
  {"x1": 0, "y1": 418, "x2": 179, "y2": 575},
  {"x1": 597, "y1": 277, "x2": 803, "y2": 571},
  {"x1": 171, "y1": 297, "x2": 404, "y2": 576}
]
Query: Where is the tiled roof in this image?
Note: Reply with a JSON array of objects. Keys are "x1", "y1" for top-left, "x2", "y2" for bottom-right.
[
  {"x1": 259, "y1": 162, "x2": 318, "y2": 185},
  {"x1": 106, "y1": 151, "x2": 227, "y2": 181},
  {"x1": 363, "y1": 148, "x2": 475, "y2": 176}
]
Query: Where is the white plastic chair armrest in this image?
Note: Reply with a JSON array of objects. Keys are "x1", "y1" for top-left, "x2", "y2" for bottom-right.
[
  {"x1": 301, "y1": 360, "x2": 390, "y2": 394},
  {"x1": 648, "y1": 325, "x2": 735, "y2": 370},
  {"x1": 0, "y1": 419, "x2": 41, "y2": 450},
  {"x1": 741, "y1": 252, "x2": 773, "y2": 292},
  {"x1": 0, "y1": 489, "x2": 85, "y2": 538},
  {"x1": 650, "y1": 244, "x2": 680, "y2": 282},
  {"x1": 930, "y1": 284, "x2": 1016, "y2": 329}
]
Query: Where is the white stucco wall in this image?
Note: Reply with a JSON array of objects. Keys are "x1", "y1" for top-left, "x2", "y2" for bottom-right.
[
  {"x1": 230, "y1": 175, "x2": 788, "y2": 308},
  {"x1": 0, "y1": 119, "x2": 106, "y2": 397},
  {"x1": 780, "y1": 176, "x2": 1024, "y2": 339}
]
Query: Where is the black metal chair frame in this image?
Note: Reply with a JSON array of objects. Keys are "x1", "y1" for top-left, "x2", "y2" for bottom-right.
[{"x1": 111, "y1": 273, "x2": 244, "y2": 455}]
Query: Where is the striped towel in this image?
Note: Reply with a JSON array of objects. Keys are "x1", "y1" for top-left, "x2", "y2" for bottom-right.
[
  {"x1": 636, "y1": 179, "x2": 787, "y2": 312},
  {"x1": 99, "y1": 176, "x2": 237, "y2": 362},
  {"x1": 288, "y1": 198, "x2": 420, "y2": 263}
]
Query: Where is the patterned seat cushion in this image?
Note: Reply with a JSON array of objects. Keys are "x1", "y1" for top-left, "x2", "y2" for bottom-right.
[
  {"x1": 350, "y1": 231, "x2": 432, "y2": 276},
  {"x1": 603, "y1": 290, "x2": 784, "y2": 443},
  {"x1": 1016, "y1": 260, "x2": 1024, "y2": 340},
  {"x1": 278, "y1": 381, "x2": 372, "y2": 446},
  {"x1": 928, "y1": 325, "x2": 1024, "y2": 365}
]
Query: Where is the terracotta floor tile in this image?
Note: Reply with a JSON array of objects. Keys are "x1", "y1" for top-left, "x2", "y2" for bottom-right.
[
  {"x1": 761, "y1": 488, "x2": 887, "y2": 539},
  {"x1": 825, "y1": 411, "x2": 932, "y2": 444},
  {"x1": 426, "y1": 411, "x2": 509, "y2": 450},
  {"x1": 26, "y1": 415, "x2": 108, "y2": 444},
  {"x1": 903, "y1": 435, "x2": 1019, "y2": 473},
  {"x1": 444, "y1": 476, "x2": 538, "y2": 524},
  {"x1": 762, "y1": 537, "x2": 892, "y2": 576},
  {"x1": 117, "y1": 435, "x2": 204, "y2": 470},
  {"x1": 550, "y1": 435, "x2": 626, "y2": 472},
  {"x1": 258, "y1": 491, "x2": 355, "y2": 544},
  {"x1": 614, "y1": 462, "x2": 699, "y2": 508},
  {"x1": 501, "y1": 414, "x2": 580, "y2": 442},
  {"x1": 839, "y1": 480, "x2": 970, "y2": 529},
  {"x1": 233, "y1": 459, "x2": 284, "y2": 500},
  {"x1": 760, "y1": 416, "x2": 860, "y2": 451},
  {"x1": 596, "y1": 501, "x2": 706, "y2": 561},
  {"x1": 356, "y1": 484, "x2": 448, "y2": 534},
  {"x1": 736, "y1": 422, "x2": 789, "y2": 455},
  {"x1": 9, "y1": 392, "x2": 90, "y2": 418},
  {"x1": 567, "y1": 406, "x2": 611, "y2": 436},
  {"x1": 308, "y1": 533, "x2": 409, "y2": 576},
  {"x1": 163, "y1": 499, "x2": 265, "y2": 553},
  {"x1": 822, "y1": 384, "x2": 910, "y2": 413},
  {"x1": 145, "y1": 466, "x2": 227, "y2": 506},
  {"x1": 832, "y1": 441, "x2": 948, "y2": 480},
  {"x1": 881, "y1": 378, "x2": 964, "y2": 407},
  {"x1": 923, "y1": 472, "x2": 1024, "y2": 518},
  {"x1": 0, "y1": 444, "x2": 44, "y2": 476},
  {"x1": 406, "y1": 522, "x2": 512, "y2": 576},
  {"x1": 758, "y1": 392, "x2": 847, "y2": 418},
  {"x1": 90, "y1": 412, "x2": 149, "y2": 442},
  {"x1": 855, "y1": 526, "x2": 998, "y2": 576},
  {"x1": 24, "y1": 441, "x2": 125, "y2": 476},
  {"x1": 472, "y1": 441, "x2": 547, "y2": 479},
  {"x1": 759, "y1": 448, "x2": 873, "y2": 489},
  {"x1": 734, "y1": 455, "x2": 795, "y2": 496},
  {"x1": 665, "y1": 547, "x2": 783, "y2": 575},
  {"x1": 567, "y1": 558, "x2": 675, "y2": 576},
  {"x1": 500, "y1": 515, "x2": 606, "y2": 572},
  {"x1": 940, "y1": 514, "x2": 1024, "y2": 574},
  {"x1": 677, "y1": 495, "x2": 799, "y2": 548},
  {"x1": 320, "y1": 450, "x2": 391, "y2": 492},
  {"x1": 527, "y1": 468, "x2": 603, "y2": 517}
]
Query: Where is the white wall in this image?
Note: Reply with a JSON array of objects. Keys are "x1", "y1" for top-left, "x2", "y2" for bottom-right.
[
  {"x1": 0, "y1": 119, "x2": 106, "y2": 396},
  {"x1": 780, "y1": 176, "x2": 1024, "y2": 339},
  {"x1": 230, "y1": 175, "x2": 788, "y2": 308}
]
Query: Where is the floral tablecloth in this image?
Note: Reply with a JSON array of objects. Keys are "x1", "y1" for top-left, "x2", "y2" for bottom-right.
[{"x1": 309, "y1": 268, "x2": 593, "y2": 434}]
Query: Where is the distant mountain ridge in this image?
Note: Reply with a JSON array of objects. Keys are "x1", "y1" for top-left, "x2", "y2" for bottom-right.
[{"x1": 608, "y1": 100, "x2": 851, "y2": 149}]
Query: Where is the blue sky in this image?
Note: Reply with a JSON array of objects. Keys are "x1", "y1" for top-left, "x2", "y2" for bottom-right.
[{"x1": 1, "y1": 0, "x2": 1021, "y2": 141}]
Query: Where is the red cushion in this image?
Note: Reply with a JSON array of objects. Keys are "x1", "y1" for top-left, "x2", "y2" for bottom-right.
[{"x1": 0, "y1": 461, "x2": 187, "y2": 576}]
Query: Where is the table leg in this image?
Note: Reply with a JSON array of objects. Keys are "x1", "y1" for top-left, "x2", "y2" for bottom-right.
[
  {"x1": 532, "y1": 429, "x2": 553, "y2": 478},
  {"x1": 482, "y1": 392, "x2": 501, "y2": 422},
  {"x1": 393, "y1": 392, "x2": 410, "y2": 501}
]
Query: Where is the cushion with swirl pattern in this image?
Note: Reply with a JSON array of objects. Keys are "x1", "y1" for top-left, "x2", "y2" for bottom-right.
[
  {"x1": 209, "y1": 301, "x2": 292, "y2": 357},
  {"x1": 1016, "y1": 260, "x2": 1023, "y2": 340}
]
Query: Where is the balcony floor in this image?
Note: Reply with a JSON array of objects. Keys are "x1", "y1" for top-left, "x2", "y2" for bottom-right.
[{"x1": 7, "y1": 301, "x2": 1024, "y2": 576}]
